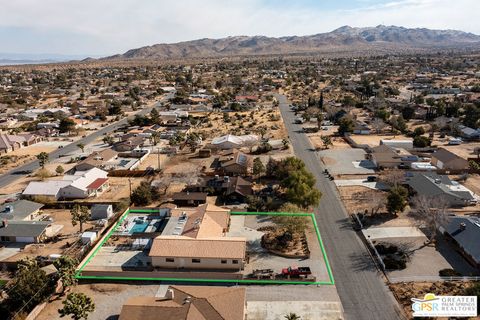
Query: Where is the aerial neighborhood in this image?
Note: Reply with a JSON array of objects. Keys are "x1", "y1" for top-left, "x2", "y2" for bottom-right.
[{"x1": 0, "y1": 22, "x2": 480, "y2": 320}]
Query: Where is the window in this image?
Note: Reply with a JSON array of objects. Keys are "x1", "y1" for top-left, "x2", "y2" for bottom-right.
[
  {"x1": 192, "y1": 259, "x2": 201, "y2": 263},
  {"x1": 232, "y1": 260, "x2": 239, "y2": 264},
  {"x1": 166, "y1": 258, "x2": 174, "y2": 263},
  {"x1": 221, "y1": 260, "x2": 227, "y2": 264}
]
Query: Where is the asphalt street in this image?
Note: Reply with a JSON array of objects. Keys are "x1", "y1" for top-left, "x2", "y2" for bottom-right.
[
  {"x1": 276, "y1": 94, "x2": 405, "y2": 320},
  {"x1": 0, "y1": 94, "x2": 172, "y2": 191}
]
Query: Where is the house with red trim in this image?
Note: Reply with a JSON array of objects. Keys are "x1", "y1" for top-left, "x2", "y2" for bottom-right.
[{"x1": 23, "y1": 167, "x2": 109, "y2": 200}]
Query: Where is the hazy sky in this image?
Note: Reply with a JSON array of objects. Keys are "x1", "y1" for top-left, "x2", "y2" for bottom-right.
[{"x1": 0, "y1": 0, "x2": 479, "y2": 57}]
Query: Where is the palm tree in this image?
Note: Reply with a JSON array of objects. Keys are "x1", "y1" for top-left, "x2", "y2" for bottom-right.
[{"x1": 284, "y1": 313, "x2": 301, "y2": 320}]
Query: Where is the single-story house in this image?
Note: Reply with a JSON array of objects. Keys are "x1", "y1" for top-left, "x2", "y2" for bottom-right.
[
  {"x1": 405, "y1": 172, "x2": 476, "y2": 207},
  {"x1": 91, "y1": 204, "x2": 114, "y2": 220},
  {"x1": 190, "y1": 176, "x2": 252, "y2": 203},
  {"x1": 73, "y1": 149, "x2": 118, "y2": 172},
  {"x1": 0, "y1": 220, "x2": 50, "y2": 243},
  {"x1": 367, "y1": 144, "x2": 416, "y2": 169},
  {"x1": 119, "y1": 286, "x2": 246, "y2": 320},
  {"x1": 440, "y1": 216, "x2": 480, "y2": 270},
  {"x1": 0, "y1": 133, "x2": 42, "y2": 154},
  {"x1": 172, "y1": 192, "x2": 207, "y2": 207},
  {"x1": 211, "y1": 134, "x2": 258, "y2": 150},
  {"x1": 458, "y1": 125, "x2": 480, "y2": 140},
  {"x1": 149, "y1": 236, "x2": 246, "y2": 270},
  {"x1": 23, "y1": 167, "x2": 109, "y2": 200},
  {"x1": 114, "y1": 136, "x2": 145, "y2": 152},
  {"x1": 217, "y1": 150, "x2": 250, "y2": 176},
  {"x1": 431, "y1": 148, "x2": 470, "y2": 171},
  {"x1": 0, "y1": 200, "x2": 43, "y2": 221},
  {"x1": 353, "y1": 122, "x2": 371, "y2": 135},
  {"x1": 380, "y1": 139, "x2": 414, "y2": 150}
]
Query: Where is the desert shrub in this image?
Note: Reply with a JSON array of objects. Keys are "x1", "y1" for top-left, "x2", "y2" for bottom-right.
[{"x1": 439, "y1": 268, "x2": 461, "y2": 277}]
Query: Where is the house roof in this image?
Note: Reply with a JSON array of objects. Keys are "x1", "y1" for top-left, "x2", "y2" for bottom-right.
[
  {"x1": 181, "y1": 204, "x2": 230, "y2": 239},
  {"x1": 22, "y1": 180, "x2": 71, "y2": 197},
  {"x1": 76, "y1": 149, "x2": 118, "y2": 169},
  {"x1": 226, "y1": 177, "x2": 253, "y2": 197},
  {"x1": 0, "y1": 200, "x2": 43, "y2": 221},
  {"x1": 119, "y1": 286, "x2": 246, "y2": 320},
  {"x1": 443, "y1": 216, "x2": 480, "y2": 263},
  {"x1": 172, "y1": 192, "x2": 207, "y2": 201},
  {"x1": 432, "y1": 148, "x2": 468, "y2": 164},
  {"x1": 220, "y1": 151, "x2": 249, "y2": 169},
  {"x1": 405, "y1": 172, "x2": 475, "y2": 202},
  {"x1": 0, "y1": 220, "x2": 50, "y2": 238},
  {"x1": 149, "y1": 236, "x2": 246, "y2": 259},
  {"x1": 370, "y1": 144, "x2": 402, "y2": 164},
  {"x1": 86, "y1": 178, "x2": 109, "y2": 190}
]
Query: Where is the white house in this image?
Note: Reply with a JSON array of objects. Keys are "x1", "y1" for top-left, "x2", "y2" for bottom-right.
[
  {"x1": 23, "y1": 168, "x2": 109, "y2": 200},
  {"x1": 211, "y1": 134, "x2": 259, "y2": 150}
]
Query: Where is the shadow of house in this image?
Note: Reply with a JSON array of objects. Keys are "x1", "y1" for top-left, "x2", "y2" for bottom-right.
[
  {"x1": 172, "y1": 192, "x2": 207, "y2": 207},
  {"x1": 439, "y1": 216, "x2": 480, "y2": 272}
]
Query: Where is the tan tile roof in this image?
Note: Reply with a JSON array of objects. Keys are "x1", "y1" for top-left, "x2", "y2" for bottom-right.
[
  {"x1": 119, "y1": 286, "x2": 246, "y2": 320},
  {"x1": 179, "y1": 204, "x2": 230, "y2": 239},
  {"x1": 149, "y1": 236, "x2": 246, "y2": 259}
]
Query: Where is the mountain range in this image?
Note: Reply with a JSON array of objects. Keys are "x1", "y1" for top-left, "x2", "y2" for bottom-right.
[{"x1": 104, "y1": 25, "x2": 480, "y2": 60}]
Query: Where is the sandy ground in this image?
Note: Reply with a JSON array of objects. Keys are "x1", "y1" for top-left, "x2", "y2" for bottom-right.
[
  {"x1": 337, "y1": 185, "x2": 388, "y2": 215},
  {"x1": 136, "y1": 153, "x2": 169, "y2": 170},
  {"x1": 442, "y1": 142, "x2": 480, "y2": 160},
  {"x1": 347, "y1": 134, "x2": 412, "y2": 147},
  {"x1": 309, "y1": 135, "x2": 351, "y2": 150},
  {"x1": 390, "y1": 281, "x2": 476, "y2": 320},
  {"x1": 195, "y1": 107, "x2": 288, "y2": 141}
]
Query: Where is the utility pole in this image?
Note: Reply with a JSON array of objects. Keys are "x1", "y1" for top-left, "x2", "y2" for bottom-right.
[
  {"x1": 128, "y1": 178, "x2": 132, "y2": 202},
  {"x1": 157, "y1": 148, "x2": 161, "y2": 171}
]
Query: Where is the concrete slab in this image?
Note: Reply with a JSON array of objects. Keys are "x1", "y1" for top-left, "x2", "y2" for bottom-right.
[
  {"x1": 0, "y1": 246, "x2": 21, "y2": 261},
  {"x1": 334, "y1": 179, "x2": 389, "y2": 190},
  {"x1": 247, "y1": 301, "x2": 344, "y2": 320},
  {"x1": 363, "y1": 227, "x2": 425, "y2": 240},
  {"x1": 318, "y1": 149, "x2": 375, "y2": 175}
]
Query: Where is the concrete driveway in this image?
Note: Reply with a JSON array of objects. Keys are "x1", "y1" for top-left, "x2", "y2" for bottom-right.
[
  {"x1": 318, "y1": 149, "x2": 375, "y2": 175},
  {"x1": 334, "y1": 179, "x2": 389, "y2": 190}
]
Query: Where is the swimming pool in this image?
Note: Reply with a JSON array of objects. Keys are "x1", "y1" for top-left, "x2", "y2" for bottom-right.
[{"x1": 130, "y1": 221, "x2": 149, "y2": 234}]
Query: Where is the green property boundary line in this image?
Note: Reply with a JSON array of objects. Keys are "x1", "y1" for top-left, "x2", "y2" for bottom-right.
[{"x1": 75, "y1": 209, "x2": 335, "y2": 285}]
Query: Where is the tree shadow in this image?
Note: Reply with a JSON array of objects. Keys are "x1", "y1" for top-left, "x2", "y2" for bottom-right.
[{"x1": 348, "y1": 251, "x2": 378, "y2": 272}]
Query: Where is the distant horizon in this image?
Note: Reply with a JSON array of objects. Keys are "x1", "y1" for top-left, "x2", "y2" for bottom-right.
[
  {"x1": 1, "y1": 23, "x2": 479, "y2": 61},
  {"x1": 1, "y1": 0, "x2": 478, "y2": 56}
]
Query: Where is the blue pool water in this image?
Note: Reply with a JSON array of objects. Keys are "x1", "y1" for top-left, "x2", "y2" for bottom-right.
[{"x1": 130, "y1": 221, "x2": 149, "y2": 233}]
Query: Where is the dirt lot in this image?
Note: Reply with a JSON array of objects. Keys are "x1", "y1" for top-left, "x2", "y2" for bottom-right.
[
  {"x1": 347, "y1": 134, "x2": 411, "y2": 147},
  {"x1": 136, "y1": 153, "x2": 169, "y2": 170},
  {"x1": 308, "y1": 134, "x2": 350, "y2": 150},
  {"x1": 196, "y1": 107, "x2": 288, "y2": 141},
  {"x1": 390, "y1": 281, "x2": 477, "y2": 319},
  {"x1": 337, "y1": 186, "x2": 388, "y2": 214},
  {"x1": 443, "y1": 142, "x2": 480, "y2": 160}
]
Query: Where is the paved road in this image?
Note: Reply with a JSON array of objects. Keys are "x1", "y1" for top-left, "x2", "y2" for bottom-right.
[
  {"x1": 0, "y1": 94, "x2": 173, "y2": 190},
  {"x1": 276, "y1": 94, "x2": 405, "y2": 320}
]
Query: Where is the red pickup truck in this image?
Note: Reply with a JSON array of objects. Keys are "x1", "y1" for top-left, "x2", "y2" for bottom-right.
[{"x1": 281, "y1": 266, "x2": 311, "y2": 277}]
